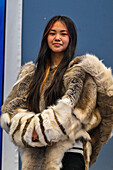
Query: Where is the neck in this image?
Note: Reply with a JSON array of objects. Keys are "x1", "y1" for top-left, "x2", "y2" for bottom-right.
[{"x1": 51, "y1": 52, "x2": 64, "y2": 66}]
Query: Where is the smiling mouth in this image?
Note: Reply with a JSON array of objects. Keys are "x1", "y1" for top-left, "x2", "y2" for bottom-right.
[{"x1": 53, "y1": 43, "x2": 63, "y2": 46}]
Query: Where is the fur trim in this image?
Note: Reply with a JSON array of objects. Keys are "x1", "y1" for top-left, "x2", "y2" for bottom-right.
[
  {"x1": 83, "y1": 140, "x2": 92, "y2": 170},
  {"x1": 23, "y1": 116, "x2": 36, "y2": 147},
  {"x1": 35, "y1": 114, "x2": 48, "y2": 146},
  {"x1": 9, "y1": 111, "x2": 28, "y2": 137},
  {"x1": 78, "y1": 53, "x2": 113, "y2": 96},
  {"x1": 9, "y1": 110, "x2": 35, "y2": 146},
  {"x1": 41, "y1": 108, "x2": 64, "y2": 143},
  {"x1": 51, "y1": 99, "x2": 77, "y2": 141},
  {"x1": 0, "y1": 113, "x2": 11, "y2": 133},
  {"x1": 60, "y1": 97, "x2": 73, "y2": 107}
]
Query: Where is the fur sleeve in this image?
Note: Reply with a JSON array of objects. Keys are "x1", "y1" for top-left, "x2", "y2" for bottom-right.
[
  {"x1": 0, "y1": 62, "x2": 35, "y2": 133},
  {"x1": 22, "y1": 65, "x2": 99, "y2": 148},
  {"x1": 33, "y1": 72, "x2": 101, "y2": 148},
  {"x1": 73, "y1": 53, "x2": 113, "y2": 166},
  {"x1": 32, "y1": 66, "x2": 88, "y2": 146},
  {"x1": 5, "y1": 66, "x2": 87, "y2": 147}
]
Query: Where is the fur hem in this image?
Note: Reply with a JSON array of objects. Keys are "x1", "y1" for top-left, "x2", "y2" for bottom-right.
[{"x1": 83, "y1": 140, "x2": 92, "y2": 170}]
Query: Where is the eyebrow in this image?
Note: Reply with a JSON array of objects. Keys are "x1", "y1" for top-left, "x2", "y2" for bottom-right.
[{"x1": 50, "y1": 29, "x2": 68, "y2": 32}]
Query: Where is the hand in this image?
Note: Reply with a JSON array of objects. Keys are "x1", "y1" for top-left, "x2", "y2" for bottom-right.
[{"x1": 32, "y1": 128, "x2": 38, "y2": 141}]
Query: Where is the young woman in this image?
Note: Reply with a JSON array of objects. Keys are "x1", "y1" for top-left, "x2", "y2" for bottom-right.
[{"x1": 1, "y1": 16, "x2": 113, "y2": 170}]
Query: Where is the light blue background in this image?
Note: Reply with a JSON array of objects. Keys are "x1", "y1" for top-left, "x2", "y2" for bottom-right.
[{"x1": 22, "y1": 1, "x2": 113, "y2": 169}]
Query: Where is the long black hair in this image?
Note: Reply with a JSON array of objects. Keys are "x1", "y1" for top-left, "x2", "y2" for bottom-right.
[{"x1": 27, "y1": 16, "x2": 77, "y2": 113}]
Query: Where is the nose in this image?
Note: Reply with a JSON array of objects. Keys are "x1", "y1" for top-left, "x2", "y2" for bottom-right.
[{"x1": 55, "y1": 33, "x2": 61, "y2": 41}]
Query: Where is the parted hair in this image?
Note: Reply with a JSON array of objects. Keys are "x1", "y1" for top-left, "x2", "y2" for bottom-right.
[{"x1": 27, "y1": 15, "x2": 77, "y2": 113}]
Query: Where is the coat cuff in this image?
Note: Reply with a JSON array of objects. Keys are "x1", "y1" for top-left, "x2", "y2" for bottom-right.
[
  {"x1": 9, "y1": 109, "x2": 43, "y2": 147},
  {"x1": 0, "y1": 113, "x2": 11, "y2": 133},
  {"x1": 34, "y1": 99, "x2": 82, "y2": 145}
]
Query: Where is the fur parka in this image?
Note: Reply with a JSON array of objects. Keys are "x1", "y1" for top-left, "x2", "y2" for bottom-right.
[{"x1": 1, "y1": 54, "x2": 113, "y2": 170}]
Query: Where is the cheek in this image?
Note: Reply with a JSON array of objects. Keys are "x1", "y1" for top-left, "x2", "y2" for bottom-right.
[
  {"x1": 47, "y1": 36, "x2": 50, "y2": 46},
  {"x1": 47, "y1": 36, "x2": 52, "y2": 49},
  {"x1": 64, "y1": 37, "x2": 70, "y2": 47},
  {"x1": 47, "y1": 35, "x2": 53, "y2": 45}
]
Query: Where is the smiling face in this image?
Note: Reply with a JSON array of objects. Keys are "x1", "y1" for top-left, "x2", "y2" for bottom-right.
[{"x1": 47, "y1": 21, "x2": 70, "y2": 54}]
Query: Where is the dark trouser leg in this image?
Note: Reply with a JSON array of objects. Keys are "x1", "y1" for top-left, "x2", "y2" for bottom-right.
[{"x1": 61, "y1": 152, "x2": 85, "y2": 170}]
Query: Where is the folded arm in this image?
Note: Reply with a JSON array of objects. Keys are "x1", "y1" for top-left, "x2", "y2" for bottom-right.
[
  {"x1": 1, "y1": 59, "x2": 100, "y2": 148},
  {"x1": 1, "y1": 65, "x2": 87, "y2": 147},
  {"x1": 0, "y1": 62, "x2": 35, "y2": 133}
]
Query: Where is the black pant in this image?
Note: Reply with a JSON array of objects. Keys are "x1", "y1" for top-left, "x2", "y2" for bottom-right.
[{"x1": 61, "y1": 152, "x2": 85, "y2": 170}]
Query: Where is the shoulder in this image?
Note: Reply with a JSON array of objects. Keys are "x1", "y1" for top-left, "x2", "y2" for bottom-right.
[
  {"x1": 17, "y1": 61, "x2": 36, "y2": 80},
  {"x1": 63, "y1": 54, "x2": 86, "y2": 80},
  {"x1": 63, "y1": 56, "x2": 86, "y2": 89},
  {"x1": 68, "y1": 53, "x2": 102, "y2": 69},
  {"x1": 14, "y1": 61, "x2": 36, "y2": 86},
  {"x1": 63, "y1": 53, "x2": 104, "y2": 88},
  {"x1": 66, "y1": 53, "x2": 110, "y2": 79}
]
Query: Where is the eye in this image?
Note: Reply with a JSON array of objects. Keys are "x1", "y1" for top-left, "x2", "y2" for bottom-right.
[
  {"x1": 49, "y1": 32, "x2": 55, "y2": 35},
  {"x1": 61, "y1": 33, "x2": 68, "y2": 36}
]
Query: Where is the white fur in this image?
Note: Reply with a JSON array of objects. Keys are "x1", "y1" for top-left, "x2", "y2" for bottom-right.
[
  {"x1": 61, "y1": 97, "x2": 73, "y2": 107},
  {"x1": 19, "y1": 113, "x2": 35, "y2": 146},
  {"x1": 34, "y1": 99, "x2": 81, "y2": 145},
  {"x1": 52, "y1": 100, "x2": 80, "y2": 140},
  {"x1": 9, "y1": 112, "x2": 28, "y2": 137},
  {"x1": 13, "y1": 120, "x2": 26, "y2": 147},
  {"x1": 41, "y1": 108, "x2": 63, "y2": 143},
  {"x1": 0, "y1": 113, "x2": 11, "y2": 133},
  {"x1": 23, "y1": 116, "x2": 45, "y2": 147},
  {"x1": 9, "y1": 111, "x2": 35, "y2": 146},
  {"x1": 23, "y1": 116, "x2": 37, "y2": 147},
  {"x1": 34, "y1": 114, "x2": 47, "y2": 146}
]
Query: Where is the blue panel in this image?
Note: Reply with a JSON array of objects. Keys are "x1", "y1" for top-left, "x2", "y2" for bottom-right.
[
  {"x1": 0, "y1": 0, "x2": 5, "y2": 168},
  {"x1": 91, "y1": 137, "x2": 113, "y2": 170},
  {"x1": 22, "y1": 0, "x2": 113, "y2": 169},
  {"x1": 22, "y1": 0, "x2": 113, "y2": 68}
]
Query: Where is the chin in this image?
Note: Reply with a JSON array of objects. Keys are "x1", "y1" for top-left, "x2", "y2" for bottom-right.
[
  {"x1": 53, "y1": 50, "x2": 63, "y2": 53},
  {"x1": 52, "y1": 48, "x2": 64, "y2": 53}
]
